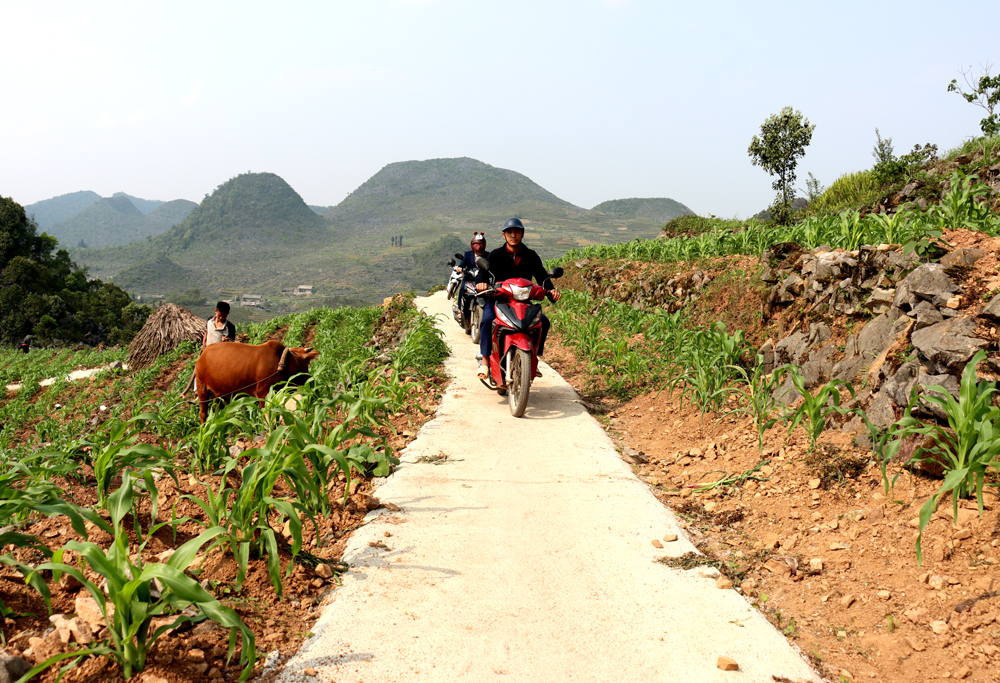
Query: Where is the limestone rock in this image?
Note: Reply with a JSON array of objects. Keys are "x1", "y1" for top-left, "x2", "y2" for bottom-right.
[
  {"x1": 941, "y1": 248, "x2": 985, "y2": 268},
  {"x1": 980, "y1": 292, "x2": 1000, "y2": 322},
  {"x1": 910, "y1": 316, "x2": 988, "y2": 373},
  {"x1": 0, "y1": 653, "x2": 31, "y2": 683}
]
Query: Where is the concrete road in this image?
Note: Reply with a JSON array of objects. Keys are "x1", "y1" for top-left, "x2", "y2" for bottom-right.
[{"x1": 277, "y1": 291, "x2": 820, "y2": 683}]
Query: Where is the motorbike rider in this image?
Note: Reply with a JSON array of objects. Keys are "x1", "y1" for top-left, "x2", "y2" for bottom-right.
[
  {"x1": 455, "y1": 232, "x2": 487, "y2": 333},
  {"x1": 475, "y1": 218, "x2": 560, "y2": 380}
]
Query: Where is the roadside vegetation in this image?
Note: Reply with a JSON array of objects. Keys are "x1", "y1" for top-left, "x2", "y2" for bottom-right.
[{"x1": 0, "y1": 294, "x2": 446, "y2": 681}]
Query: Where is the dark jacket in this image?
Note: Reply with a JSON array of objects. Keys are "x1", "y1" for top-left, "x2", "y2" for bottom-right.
[
  {"x1": 459, "y1": 250, "x2": 479, "y2": 271},
  {"x1": 476, "y1": 245, "x2": 553, "y2": 289}
]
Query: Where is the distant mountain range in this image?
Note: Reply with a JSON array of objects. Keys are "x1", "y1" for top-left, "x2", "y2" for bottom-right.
[
  {"x1": 26, "y1": 192, "x2": 196, "y2": 248},
  {"x1": 56, "y1": 158, "x2": 692, "y2": 303}
]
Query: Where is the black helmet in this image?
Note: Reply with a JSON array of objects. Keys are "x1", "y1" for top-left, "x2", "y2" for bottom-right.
[
  {"x1": 502, "y1": 217, "x2": 525, "y2": 232},
  {"x1": 471, "y1": 231, "x2": 485, "y2": 244}
]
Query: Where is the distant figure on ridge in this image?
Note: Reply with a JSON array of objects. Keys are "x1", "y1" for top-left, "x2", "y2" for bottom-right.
[{"x1": 19, "y1": 335, "x2": 31, "y2": 354}]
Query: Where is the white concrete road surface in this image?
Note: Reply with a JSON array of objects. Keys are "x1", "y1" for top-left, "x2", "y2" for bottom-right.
[{"x1": 277, "y1": 291, "x2": 820, "y2": 683}]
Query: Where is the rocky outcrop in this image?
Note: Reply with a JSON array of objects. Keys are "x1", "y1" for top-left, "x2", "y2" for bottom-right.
[
  {"x1": 580, "y1": 261, "x2": 712, "y2": 312},
  {"x1": 760, "y1": 243, "x2": 996, "y2": 447},
  {"x1": 763, "y1": 244, "x2": 921, "y2": 317}
]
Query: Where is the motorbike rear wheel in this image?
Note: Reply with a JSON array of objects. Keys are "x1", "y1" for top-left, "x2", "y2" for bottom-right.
[
  {"x1": 471, "y1": 306, "x2": 482, "y2": 344},
  {"x1": 508, "y1": 347, "x2": 532, "y2": 417}
]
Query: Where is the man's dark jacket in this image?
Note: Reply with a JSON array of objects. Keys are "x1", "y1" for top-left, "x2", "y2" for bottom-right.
[{"x1": 476, "y1": 245, "x2": 553, "y2": 289}]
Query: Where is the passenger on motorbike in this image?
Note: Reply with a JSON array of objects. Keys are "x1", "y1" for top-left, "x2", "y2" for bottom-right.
[
  {"x1": 475, "y1": 218, "x2": 560, "y2": 380},
  {"x1": 455, "y1": 232, "x2": 487, "y2": 327}
]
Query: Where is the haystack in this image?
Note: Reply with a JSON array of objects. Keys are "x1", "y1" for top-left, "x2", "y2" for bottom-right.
[{"x1": 128, "y1": 304, "x2": 205, "y2": 370}]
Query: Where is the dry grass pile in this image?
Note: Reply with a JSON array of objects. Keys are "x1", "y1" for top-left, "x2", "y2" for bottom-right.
[{"x1": 127, "y1": 303, "x2": 204, "y2": 370}]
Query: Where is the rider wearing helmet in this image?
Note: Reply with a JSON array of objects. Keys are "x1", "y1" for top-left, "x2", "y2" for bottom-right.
[
  {"x1": 454, "y1": 232, "x2": 487, "y2": 333},
  {"x1": 474, "y1": 218, "x2": 561, "y2": 379},
  {"x1": 457, "y1": 231, "x2": 487, "y2": 273}
]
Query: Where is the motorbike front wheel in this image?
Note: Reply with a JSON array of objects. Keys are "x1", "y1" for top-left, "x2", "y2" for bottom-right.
[
  {"x1": 471, "y1": 306, "x2": 482, "y2": 344},
  {"x1": 508, "y1": 347, "x2": 532, "y2": 417}
]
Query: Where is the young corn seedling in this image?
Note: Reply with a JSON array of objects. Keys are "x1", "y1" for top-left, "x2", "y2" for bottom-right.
[
  {"x1": 782, "y1": 368, "x2": 857, "y2": 452},
  {"x1": 878, "y1": 350, "x2": 1000, "y2": 564},
  {"x1": 713, "y1": 359, "x2": 788, "y2": 452},
  {"x1": 75, "y1": 415, "x2": 176, "y2": 509},
  {"x1": 184, "y1": 428, "x2": 313, "y2": 598},
  {"x1": 26, "y1": 475, "x2": 256, "y2": 681}
]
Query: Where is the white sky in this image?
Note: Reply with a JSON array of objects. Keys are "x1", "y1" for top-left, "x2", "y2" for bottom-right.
[{"x1": 2, "y1": 0, "x2": 997, "y2": 218}]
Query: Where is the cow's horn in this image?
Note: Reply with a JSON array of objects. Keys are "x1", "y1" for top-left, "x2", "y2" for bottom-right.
[
  {"x1": 303, "y1": 346, "x2": 313, "y2": 353},
  {"x1": 277, "y1": 346, "x2": 291, "y2": 372}
]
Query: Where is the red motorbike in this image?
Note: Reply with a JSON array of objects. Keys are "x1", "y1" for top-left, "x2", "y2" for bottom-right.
[{"x1": 475, "y1": 263, "x2": 563, "y2": 417}]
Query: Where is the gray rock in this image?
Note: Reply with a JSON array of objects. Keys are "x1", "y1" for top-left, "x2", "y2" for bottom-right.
[
  {"x1": 979, "y1": 292, "x2": 1000, "y2": 322},
  {"x1": 940, "y1": 248, "x2": 986, "y2": 268},
  {"x1": 0, "y1": 654, "x2": 31, "y2": 683},
  {"x1": 773, "y1": 374, "x2": 799, "y2": 406},
  {"x1": 865, "y1": 287, "x2": 896, "y2": 314},
  {"x1": 915, "y1": 371, "x2": 962, "y2": 420},
  {"x1": 775, "y1": 330, "x2": 809, "y2": 366},
  {"x1": 910, "y1": 300, "x2": 944, "y2": 330},
  {"x1": 843, "y1": 334, "x2": 859, "y2": 360},
  {"x1": 857, "y1": 313, "x2": 910, "y2": 360},
  {"x1": 882, "y1": 360, "x2": 923, "y2": 407},
  {"x1": 866, "y1": 387, "x2": 897, "y2": 427},
  {"x1": 806, "y1": 322, "x2": 832, "y2": 348},
  {"x1": 885, "y1": 250, "x2": 921, "y2": 276},
  {"x1": 780, "y1": 273, "x2": 806, "y2": 298},
  {"x1": 910, "y1": 316, "x2": 988, "y2": 373},
  {"x1": 813, "y1": 252, "x2": 858, "y2": 282},
  {"x1": 900, "y1": 263, "x2": 960, "y2": 308},
  {"x1": 832, "y1": 355, "x2": 867, "y2": 383},
  {"x1": 800, "y1": 344, "x2": 838, "y2": 387}
]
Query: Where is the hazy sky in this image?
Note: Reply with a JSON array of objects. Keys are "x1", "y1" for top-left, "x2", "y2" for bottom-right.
[{"x1": 3, "y1": 0, "x2": 998, "y2": 218}]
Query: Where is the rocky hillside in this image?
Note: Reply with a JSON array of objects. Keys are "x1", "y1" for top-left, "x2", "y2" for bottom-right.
[{"x1": 591, "y1": 197, "x2": 693, "y2": 223}]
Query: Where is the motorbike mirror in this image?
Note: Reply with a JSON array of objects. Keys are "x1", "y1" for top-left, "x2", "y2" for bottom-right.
[
  {"x1": 447, "y1": 259, "x2": 456, "y2": 266},
  {"x1": 454, "y1": 253, "x2": 464, "y2": 260},
  {"x1": 475, "y1": 256, "x2": 490, "y2": 271},
  {"x1": 550, "y1": 267, "x2": 564, "y2": 279}
]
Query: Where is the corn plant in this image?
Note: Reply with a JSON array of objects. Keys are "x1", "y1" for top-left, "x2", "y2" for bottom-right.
[
  {"x1": 933, "y1": 170, "x2": 996, "y2": 232},
  {"x1": 780, "y1": 368, "x2": 857, "y2": 452},
  {"x1": 187, "y1": 397, "x2": 255, "y2": 474},
  {"x1": 878, "y1": 350, "x2": 1000, "y2": 564},
  {"x1": 713, "y1": 358, "x2": 788, "y2": 452},
  {"x1": 184, "y1": 428, "x2": 312, "y2": 598},
  {"x1": 75, "y1": 415, "x2": 176, "y2": 509},
  {"x1": 28, "y1": 475, "x2": 256, "y2": 681}
]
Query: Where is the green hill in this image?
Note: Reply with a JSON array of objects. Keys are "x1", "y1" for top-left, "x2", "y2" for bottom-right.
[
  {"x1": 112, "y1": 192, "x2": 163, "y2": 215},
  {"x1": 25, "y1": 191, "x2": 101, "y2": 230},
  {"x1": 146, "y1": 199, "x2": 198, "y2": 228},
  {"x1": 323, "y1": 157, "x2": 664, "y2": 261},
  {"x1": 29, "y1": 193, "x2": 196, "y2": 249},
  {"x1": 74, "y1": 161, "x2": 692, "y2": 305},
  {"x1": 113, "y1": 255, "x2": 195, "y2": 294},
  {"x1": 77, "y1": 172, "x2": 338, "y2": 297},
  {"x1": 591, "y1": 197, "x2": 694, "y2": 223},
  {"x1": 48, "y1": 196, "x2": 146, "y2": 248}
]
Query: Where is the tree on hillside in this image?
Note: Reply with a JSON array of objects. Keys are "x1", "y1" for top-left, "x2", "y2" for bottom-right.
[
  {"x1": 949, "y1": 64, "x2": 1000, "y2": 137},
  {"x1": 0, "y1": 196, "x2": 150, "y2": 346},
  {"x1": 748, "y1": 107, "x2": 815, "y2": 225}
]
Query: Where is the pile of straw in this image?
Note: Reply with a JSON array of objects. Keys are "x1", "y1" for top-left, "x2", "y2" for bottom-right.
[{"x1": 127, "y1": 304, "x2": 204, "y2": 370}]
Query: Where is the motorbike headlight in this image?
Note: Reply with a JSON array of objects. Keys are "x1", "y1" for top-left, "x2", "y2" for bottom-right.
[{"x1": 509, "y1": 284, "x2": 532, "y2": 301}]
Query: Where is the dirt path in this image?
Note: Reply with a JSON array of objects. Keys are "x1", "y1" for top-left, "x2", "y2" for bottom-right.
[
  {"x1": 276, "y1": 292, "x2": 820, "y2": 682},
  {"x1": 4, "y1": 363, "x2": 125, "y2": 392}
]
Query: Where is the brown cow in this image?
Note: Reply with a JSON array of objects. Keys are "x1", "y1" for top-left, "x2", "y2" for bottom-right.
[{"x1": 194, "y1": 340, "x2": 320, "y2": 423}]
